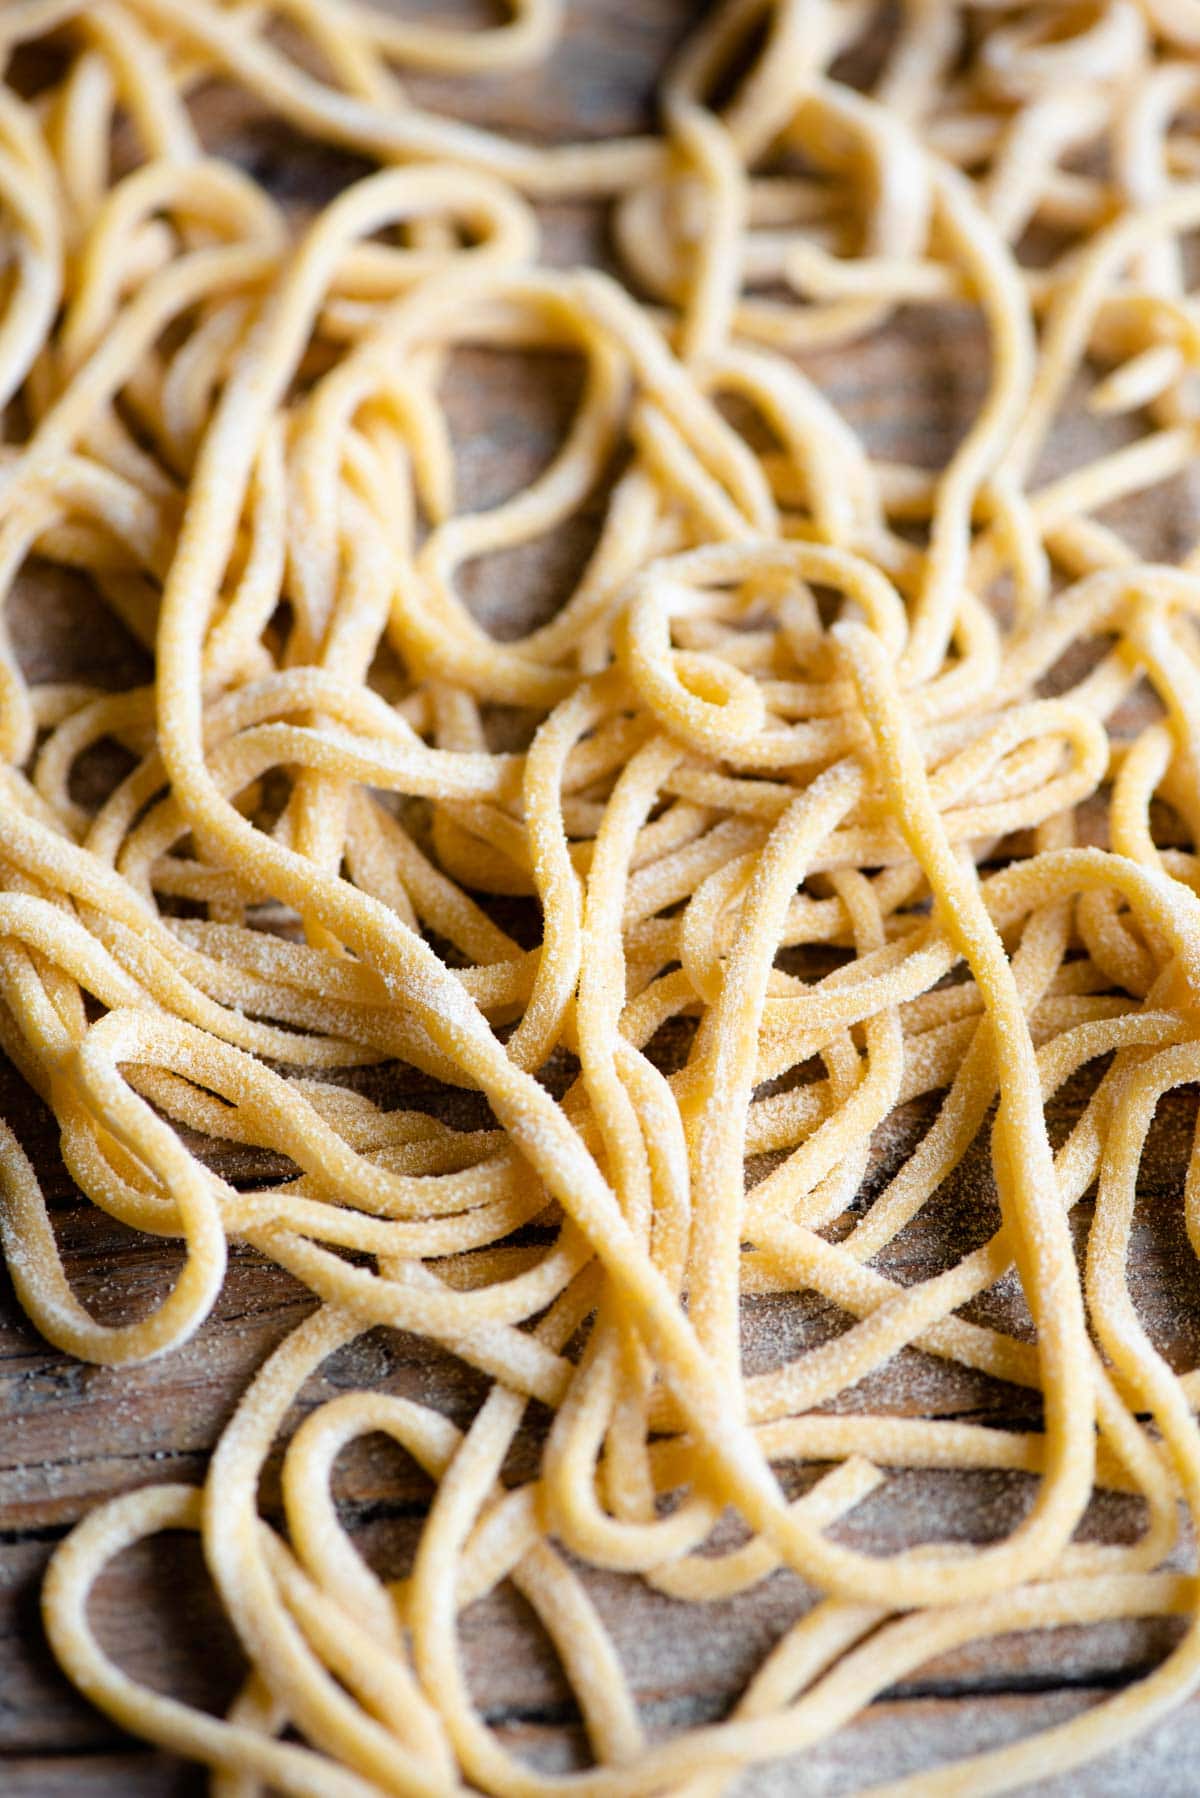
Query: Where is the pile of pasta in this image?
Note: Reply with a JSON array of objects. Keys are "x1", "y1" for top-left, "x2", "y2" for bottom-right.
[{"x1": 5, "y1": 0, "x2": 1200, "y2": 1789}]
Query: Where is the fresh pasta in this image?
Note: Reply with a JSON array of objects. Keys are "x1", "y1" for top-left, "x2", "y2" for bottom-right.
[{"x1": 0, "y1": 0, "x2": 1197, "y2": 1790}]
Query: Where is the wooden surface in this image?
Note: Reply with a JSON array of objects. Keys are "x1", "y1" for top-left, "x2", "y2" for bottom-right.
[{"x1": 6, "y1": 2, "x2": 1200, "y2": 1792}]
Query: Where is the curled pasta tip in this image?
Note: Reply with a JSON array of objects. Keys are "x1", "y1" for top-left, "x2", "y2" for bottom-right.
[{"x1": 615, "y1": 594, "x2": 768, "y2": 753}]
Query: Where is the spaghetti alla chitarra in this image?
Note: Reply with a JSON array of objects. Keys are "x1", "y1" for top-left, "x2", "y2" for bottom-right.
[{"x1": 1, "y1": 0, "x2": 1200, "y2": 1789}]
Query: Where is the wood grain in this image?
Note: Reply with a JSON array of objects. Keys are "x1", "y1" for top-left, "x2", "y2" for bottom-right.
[{"x1": 5, "y1": 1, "x2": 1200, "y2": 1792}]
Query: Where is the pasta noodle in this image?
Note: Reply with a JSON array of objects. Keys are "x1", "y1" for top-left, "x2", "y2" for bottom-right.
[{"x1": 0, "y1": 0, "x2": 1197, "y2": 1788}]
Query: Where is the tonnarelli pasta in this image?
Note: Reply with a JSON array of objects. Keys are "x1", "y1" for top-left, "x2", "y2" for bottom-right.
[{"x1": 0, "y1": 0, "x2": 1199, "y2": 1789}]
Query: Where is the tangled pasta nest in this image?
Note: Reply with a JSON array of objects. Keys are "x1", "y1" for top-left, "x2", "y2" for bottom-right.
[{"x1": 4, "y1": 0, "x2": 1200, "y2": 1789}]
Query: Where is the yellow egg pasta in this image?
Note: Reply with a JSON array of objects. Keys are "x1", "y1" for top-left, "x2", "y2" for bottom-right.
[{"x1": 0, "y1": 0, "x2": 1197, "y2": 1790}]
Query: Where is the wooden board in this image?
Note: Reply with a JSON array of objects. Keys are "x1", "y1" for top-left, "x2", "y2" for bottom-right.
[{"x1": 5, "y1": 2, "x2": 1200, "y2": 1791}]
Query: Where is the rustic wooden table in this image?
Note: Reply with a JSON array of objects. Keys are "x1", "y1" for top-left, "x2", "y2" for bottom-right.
[{"x1": 5, "y1": 3, "x2": 1200, "y2": 1792}]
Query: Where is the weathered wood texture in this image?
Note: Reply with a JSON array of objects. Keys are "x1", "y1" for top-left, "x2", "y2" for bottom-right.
[{"x1": 5, "y1": 1, "x2": 1200, "y2": 1792}]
